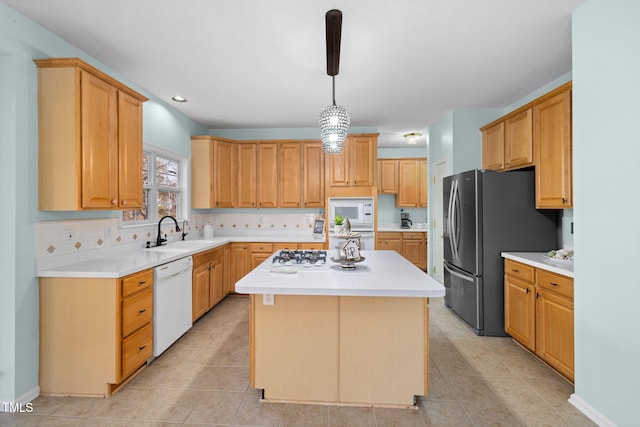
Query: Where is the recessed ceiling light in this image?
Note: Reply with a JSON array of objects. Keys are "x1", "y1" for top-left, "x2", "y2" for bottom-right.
[{"x1": 171, "y1": 96, "x2": 187, "y2": 103}]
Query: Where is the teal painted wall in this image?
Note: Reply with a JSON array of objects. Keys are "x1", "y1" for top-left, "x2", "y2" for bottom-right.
[
  {"x1": 0, "y1": 1, "x2": 206, "y2": 403},
  {"x1": 573, "y1": 1, "x2": 640, "y2": 425}
]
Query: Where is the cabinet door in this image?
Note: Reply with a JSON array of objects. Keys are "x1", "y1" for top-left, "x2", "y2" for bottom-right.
[
  {"x1": 193, "y1": 264, "x2": 210, "y2": 322},
  {"x1": 117, "y1": 91, "x2": 143, "y2": 209},
  {"x1": 223, "y1": 245, "x2": 232, "y2": 296},
  {"x1": 504, "y1": 109, "x2": 533, "y2": 170},
  {"x1": 419, "y1": 159, "x2": 428, "y2": 207},
  {"x1": 236, "y1": 143, "x2": 257, "y2": 208},
  {"x1": 213, "y1": 140, "x2": 234, "y2": 208},
  {"x1": 397, "y1": 160, "x2": 420, "y2": 207},
  {"x1": 376, "y1": 233, "x2": 402, "y2": 253},
  {"x1": 278, "y1": 143, "x2": 302, "y2": 207},
  {"x1": 378, "y1": 160, "x2": 398, "y2": 194},
  {"x1": 191, "y1": 138, "x2": 214, "y2": 208},
  {"x1": 534, "y1": 88, "x2": 572, "y2": 208},
  {"x1": 325, "y1": 148, "x2": 349, "y2": 186},
  {"x1": 535, "y1": 288, "x2": 574, "y2": 381},
  {"x1": 257, "y1": 143, "x2": 278, "y2": 208},
  {"x1": 209, "y1": 256, "x2": 225, "y2": 307},
  {"x1": 349, "y1": 135, "x2": 376, "y2": 186},
  {"x1": 504, "y1": 275, "x2": 536, "y2": 351},
  {"x1": 80, "y1": 71, "x2": 119, "y2": 209},
  {"x1": 302, "y1": 142, "x2": 325, "y2": 207},
  {"x1": 231, "y1": 243, "x2": 251, "y2": 288},
  {"x1": 481, "y1": 122, "x2": 504, "y2": 171},
  {"x1": 402, "y1": 239, "x2": 426, "y2": 270}
]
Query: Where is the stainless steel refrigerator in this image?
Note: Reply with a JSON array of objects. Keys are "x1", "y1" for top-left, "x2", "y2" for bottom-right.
[{"x1": 443, "y1": 169, "x2": 557, "y2": 336}]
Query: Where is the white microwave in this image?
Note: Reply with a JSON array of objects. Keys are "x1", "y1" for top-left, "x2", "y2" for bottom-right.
[{"x1": 328, "y1": 197, "x2": 374, "y2": 230}]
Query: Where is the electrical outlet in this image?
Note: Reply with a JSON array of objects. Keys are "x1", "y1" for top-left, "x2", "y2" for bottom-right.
[
  {"x1": 263, "y1": 294, "x2": 274, "y2": 305},
  {"x1": 64, "y1": 230, "x2": 74, "y2": 243}
]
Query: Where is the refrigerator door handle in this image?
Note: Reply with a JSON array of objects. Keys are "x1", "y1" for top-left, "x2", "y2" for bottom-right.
[
  {"x1": 444, "y1": 263, "x2": 474, "y2": 282},
  {"x1": 451, "y1": 179, "x2": 461, "y2": 260},
  {"x1": 447, "y1": 180, "x2": 456, "y2": 258}
]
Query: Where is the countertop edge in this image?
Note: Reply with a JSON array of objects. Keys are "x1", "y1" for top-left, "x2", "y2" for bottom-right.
[{"x1": 501, "y1": 252, "x2": 574, "y2": 278}]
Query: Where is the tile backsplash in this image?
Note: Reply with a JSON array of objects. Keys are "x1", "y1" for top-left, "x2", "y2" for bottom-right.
[{"x1": 35, "y1": 213, "x2": 322, "y2": 258}]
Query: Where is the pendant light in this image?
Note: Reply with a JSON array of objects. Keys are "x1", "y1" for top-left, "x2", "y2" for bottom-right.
[{"x1": 319, "y1": 10, "x2": 350, "y2": 153}]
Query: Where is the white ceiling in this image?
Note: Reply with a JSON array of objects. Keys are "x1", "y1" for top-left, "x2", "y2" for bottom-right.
[{"x1": 4, "y1": 0, "x2": 584, "y2": 147}]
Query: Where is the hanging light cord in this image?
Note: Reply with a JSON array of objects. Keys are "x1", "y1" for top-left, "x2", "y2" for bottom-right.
[{"x1": 332, "y1": 76, "x2": 337, "y2": 106}]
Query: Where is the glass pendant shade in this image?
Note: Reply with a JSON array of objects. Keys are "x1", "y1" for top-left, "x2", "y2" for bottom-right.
[{"x1": 319, "y1": 103, "x2": 350, "y2": 153}]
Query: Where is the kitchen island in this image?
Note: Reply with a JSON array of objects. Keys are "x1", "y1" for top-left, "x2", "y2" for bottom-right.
[{"x1": 235, "y1": 250, "x2": 445, "y2": 407}]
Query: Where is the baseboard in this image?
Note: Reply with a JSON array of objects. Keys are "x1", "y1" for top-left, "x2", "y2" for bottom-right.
[
  {"x1": 0, "y1": 386, "x2": 40, "y2": 413},
  {"x1": 569, "y1": 393, "x2": 616, "y2": 427}
]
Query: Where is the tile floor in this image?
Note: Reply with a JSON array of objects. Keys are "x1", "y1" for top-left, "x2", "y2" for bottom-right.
[{"x1": 1, "y1": 295, "x2": 596, "y2": 426}]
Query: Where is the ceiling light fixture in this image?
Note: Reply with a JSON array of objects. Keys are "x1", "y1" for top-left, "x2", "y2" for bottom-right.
[
  {"x1": 171, "y1": 96, "x2": 187, "y2": 103},
  {"x1": 319, "y1": 9, "x2": 350, "y2": 154},
  {"x1": 404, "y1": 132, "x2": 422, "y2": 145}
]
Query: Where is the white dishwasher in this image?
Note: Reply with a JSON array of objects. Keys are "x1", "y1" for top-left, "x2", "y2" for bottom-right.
[{"x1": 153, "y1": 256, "x2": 193, "y2": 357}]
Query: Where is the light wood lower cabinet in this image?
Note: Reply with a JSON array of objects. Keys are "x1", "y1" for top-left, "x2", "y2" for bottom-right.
[
  {"x1": 192, "y1": 247, "x2": 226, "y2": 323},
  {"x1": 39, "y1": 269, "x2": 153, "y2": 396},
  {"x1": 377, "y1": 232, "x2": 427, "y2": 271},
  {"x1": 504, "y1": 259, "x2": 574, "y2": 381}
]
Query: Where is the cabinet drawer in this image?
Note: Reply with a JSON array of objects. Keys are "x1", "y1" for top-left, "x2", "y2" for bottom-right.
[
  {"x1": 537, "y1": 269, "x2": 573, "y2": 299},
  {"x1": 122, "y1": 323, "x2": 152, "y2": 379},
  {"x1": 121, "y1": 269, "x2": 153, "y2": 298},
  {"x1": 122, "y1": 287, "x2": 153, "y2": 337},
  {"x1": 504, "y1": 259, "x2": 535, "y2": 283},
  {"x1": 251, "y1": 243, "x2": 273, "y2": 253},
  {"x1": 299, "y1": 242, "x2": 326, "y2": 250},
  {"x1": 377, "y1": 232, "x2": 402, "y2": 240},
  {"x1": 273, "y1": 242, "x2": 298, "y2": 251},
  {"x1": 193, "y1": 247, "x2": 224, "y2": 267},
  {"x1": 402, "y1": 232, "x2": 425, "y2": 240}
]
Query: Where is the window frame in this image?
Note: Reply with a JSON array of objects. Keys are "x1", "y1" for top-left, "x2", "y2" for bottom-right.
[{"x1": 120, "y1": 144, "x2": 189, "y2": 228}]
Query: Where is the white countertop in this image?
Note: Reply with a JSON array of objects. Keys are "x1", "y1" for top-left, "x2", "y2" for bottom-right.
[
  {"x1": 501, "y1": 252, "x2": 574, "y2": 278},
  {"x1": 235, "y1": 250, "x2": 445, "y2": 298},
  {"x1": 36, "y1": 234, "x2": 326, "y2": 279},
  {"x1": 377, "y1": 224, "x2": 427, "y2": 233}
]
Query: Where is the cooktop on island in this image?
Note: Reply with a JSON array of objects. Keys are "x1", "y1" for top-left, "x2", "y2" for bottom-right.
[{"x1": 270, "y1": 250, "x2": 328, "y2": 270}]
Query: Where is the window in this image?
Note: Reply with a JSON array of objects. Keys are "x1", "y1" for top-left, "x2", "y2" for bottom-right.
[{"x1": 121, "y1": 147, "x2": 187, "y2": 226}]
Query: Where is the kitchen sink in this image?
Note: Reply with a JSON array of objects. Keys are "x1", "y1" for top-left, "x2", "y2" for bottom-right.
[{"x1": 145, "y1": 240, "x2": 216, "y2": 253}]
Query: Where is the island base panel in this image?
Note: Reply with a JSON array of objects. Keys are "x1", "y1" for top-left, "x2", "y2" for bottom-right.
[
  {"x1": 252, "y1": 294, "x2": 428, "y2": 406},
  {"x1": 254, "y1": 295, "x2": 339, "y2": 402}
]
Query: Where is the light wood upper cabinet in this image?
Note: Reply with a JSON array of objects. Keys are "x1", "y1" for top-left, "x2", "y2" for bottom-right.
[
  {"x1": 377, "y1": 160, "x2": 398, "y2": 194},
  {"x1": 36, "y1": 58, "x2": 147, "y2": 211},
  {"x1": 534, "y1": 84, "x2": 572, "y2": 209},
  {"x1": 236, "y1": 143, "x2": 257, "y2": 208},
  {"x1": 397, "y1": 160, "x2": 420, "y2": 207},
  {"x1": 482, "y1": 109, "x2": 534, "y2": 172},
  {"x1": 302, "y1": 142, "x2": 325, "y2": 207},
  {"x1": 190, "y1": 136, "x2": 235, "y2": 208},
  {"x1": 326, "y1": 134, "x2": 378, "y2": 187},
  {"x1": 504, "y1": 109, "x2": 533, "y2": 169},
  {"x1": 481, "y1": 82, "x2": 572, "y2": 209},
  {"x1": 278, "y1": 143, "x2": 303, "y2": 207},
  {"x1": 481, "y1": 122, "x2": 504, "y2": 171},
  {"x1": 257, "y1": 143, "x2": 278, "y2": 208}
]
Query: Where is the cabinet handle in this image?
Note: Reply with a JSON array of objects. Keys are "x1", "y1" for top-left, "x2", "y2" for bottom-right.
[
  {"x1": 138, "y1": 281, "x2": 146, "y2": 286},
  {"x1": 511, "y1": 269, "x2": 519, "y2": 273},
  {"x1": 138, "y1": 345, "x2": 146, "y2": 351},
  {"x1": 525, "y1": 288, "x2": 530, "y2": 294},
  {"x1": 138, "y1": 309, "x2": 146, "y2": 314},
  {"x1": 562, "y1": 198, "x2": 567, "y2": 204},
  {"x1": 111, "y1": 198, "x2": 118, "y2": 205},
  {"x1": 549, "y1": 282, "x2": 558, "y2": 286},
  {"x1": 121, "y1": 200, "x2": 127, "y2": 206},
  {"x1": 536, "y1": 292, "x2": 541, "y2": 299}
]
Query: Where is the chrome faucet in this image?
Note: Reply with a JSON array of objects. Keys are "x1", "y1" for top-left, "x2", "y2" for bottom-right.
[
  {"x1": 156, "y1": 215, "x2": 181, "y2": 246},
  {"x1": 181, "y1": 219, "x2": 189, "y2": 241}
]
